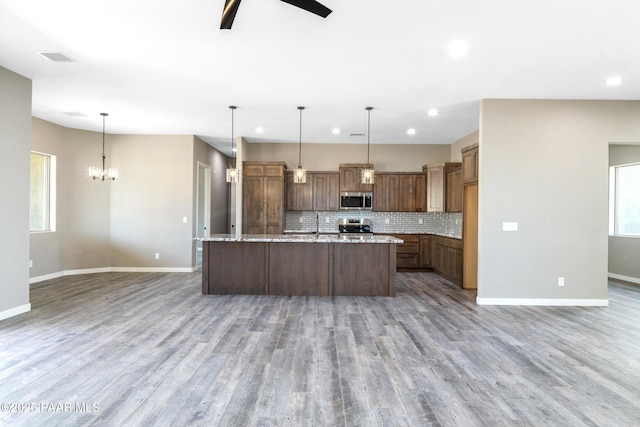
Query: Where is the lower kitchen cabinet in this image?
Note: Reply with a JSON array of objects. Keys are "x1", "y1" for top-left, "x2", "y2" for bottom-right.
[
  {"x1": 390, "y1": 234, "x2": 431, "y2": 271},
  {"x1": 393, "y1": 234, "x2": 421, "y2": 269},
  {"x1": 431, "y1": 236, "x2": 463, "y2": 285}
]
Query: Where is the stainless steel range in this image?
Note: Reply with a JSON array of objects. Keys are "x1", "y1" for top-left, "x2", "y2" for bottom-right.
[{"x1": 338, "y1": 218, "x2": 373, "y2": 235}]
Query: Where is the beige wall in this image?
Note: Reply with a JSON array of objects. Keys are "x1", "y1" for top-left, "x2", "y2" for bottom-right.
[
  {"x1": 608, "y1": 144, "x2": 640, "y2": 282},
  {"x1": 193, "y1": 137, "x2": 229, "y2": 235},
  {"x1": 30, "y1": 120, "x2": 211, "y2": 276},
  {"x1": 0, "y1": 66, "x2": 31, "y2": 319},
  {"x1": 30, "y1": 119, "x2": 113, "y2": 276},
  {"x1": 110, "y1": 134, "x2": 194, "y2": 269},
  {"x1": 246, "y1": 142, "x2": 451, "y2": 172},
  {"x1": 479, "y1": 99, "x2": 640, "y2": 303},
  {"x1": 451, "y1": 131, "x2": 479, "y2": 162}
]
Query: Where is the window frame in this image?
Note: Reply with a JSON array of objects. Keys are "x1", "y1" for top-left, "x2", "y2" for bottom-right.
[
  {"x1": 609, "y1": 162, "x2": 640, "y2": 238},
  {"x1": 30, "y1": 151, "x2": 57, "y2": 233}
]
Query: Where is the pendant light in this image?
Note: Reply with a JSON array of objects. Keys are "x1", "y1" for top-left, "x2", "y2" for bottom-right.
[
  {"x1": 89, "y1": 113, "x2": 117, "y2": 181},
  {"x1": 225, "y1": 105, "x2": 239, "y2": 183},
  {"x1": 293, "y1": 106, "x2": 306, "y2": 183},
  {"x1": 361, "y1": 106, "x2": 374, "y2": 184}
]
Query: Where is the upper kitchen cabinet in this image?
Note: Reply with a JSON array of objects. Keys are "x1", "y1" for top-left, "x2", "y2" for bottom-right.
[
  {"x1": 462, "y1": 143, "x2": 479, "y2": 184},
  {"x1": 312, "y1": 172, "x2": 340, "y2": 211},
  {"x1": 286, "y1": 172, "x2": 313, "y2": 211},
  {"x1": 373, "y1": 173, "x2": 426, "y2": 212},
  {"x1": 423, "y1": 162, "x2": 462, "y2": 213},
  {"x1": 373, "y1": 173, "x2": 399, "y2": 212},
  {"x1": 243, "y1": 162, "x2": 286, "y2": 234},
  {"x1": 399, "y1": 173, "x2": 427, "y2": 212},
  {"x1": 339, "y1": 164, "x2": 374, "y2": 192},
  {"x1": 446, "y1": 168, "x2": 463, "y2": 213}
]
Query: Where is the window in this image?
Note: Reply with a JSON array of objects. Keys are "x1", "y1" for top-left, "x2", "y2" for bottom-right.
[
  {"x1": 30, "y1": 151, "x2": 56, "y2": 232},
  {"x1": 610, "y1": 162, "x2": 640, "y2": 237}
]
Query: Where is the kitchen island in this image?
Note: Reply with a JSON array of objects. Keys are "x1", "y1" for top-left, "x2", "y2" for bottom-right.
[{"x1": 196, "y1": 234, "x2": 403, "y2": 297}]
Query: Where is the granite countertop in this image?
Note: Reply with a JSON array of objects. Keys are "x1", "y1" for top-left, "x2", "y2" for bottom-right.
[
  {"x1": 195, "y1": 234, "x2": 404, "y2": 244},
  {"x1": 284, "y1": 229, "x2": 461, "y2": 240}
]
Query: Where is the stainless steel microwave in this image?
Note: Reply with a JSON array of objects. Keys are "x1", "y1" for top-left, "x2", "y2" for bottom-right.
[{"x1": 340, "y1": 192, "x2": 373, "y2": 210}]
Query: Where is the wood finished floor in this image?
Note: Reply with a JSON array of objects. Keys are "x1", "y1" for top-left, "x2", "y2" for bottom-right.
[{"x1": 1, "y1": 272, "x2": 639, "y2": 427}]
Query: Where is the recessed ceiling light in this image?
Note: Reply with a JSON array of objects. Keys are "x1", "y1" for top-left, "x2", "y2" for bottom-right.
[
  {"x1": 448, "y1": 40, "x2": 469, "y2": 58},
  {"x1": 407, "y1": 129, "x2": 416, "y2": 135},
  {"x1": 332, "y1": 128, "x2": 340, "y2": 135},
  {"x1": 606, "y1": 76, "x2": 622, "y2": 86},
  {"x1": 232, "y1": 147, "x2": 237, "y2": 152},
  {"x1": 255, "y1": 127, "x2": 264, "y2": 133},
  {"x1": 427, "y1": 109, "x2": 439, "y2": 117}
]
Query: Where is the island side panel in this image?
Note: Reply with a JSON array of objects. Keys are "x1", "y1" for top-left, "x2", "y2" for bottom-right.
[
  {"x1": 268, "y1": 242, "x2": 331, "y2": 296},
  {"x1": 332, "y1": 243, "x2": 394, "y2": 296},
  {"x1": 202, "y1": 241, "x2": 210, "y2": 294},
  {"x1": 388, "y1": 244, "x2": 396, "y2": 297},
  {"x1": 207, "y1": 241, "x2": 267, "y2": 294}
]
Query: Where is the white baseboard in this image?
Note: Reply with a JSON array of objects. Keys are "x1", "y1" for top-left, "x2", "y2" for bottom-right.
[
  {"x1": 476, "y1": 298, "x2": 609, "y2": 306},
  {"x1": 608, "y1": 272, "x2": 640, "y2": 285},
  {"x1": 0, "y1": 303, "x2": 31, "y2": 321},
  {"x1": 111, "y1": 267, "x2": 196, "y2": 273},
  {"x1": 30, "y1": 266, "x2": 196, "y2": 283}
]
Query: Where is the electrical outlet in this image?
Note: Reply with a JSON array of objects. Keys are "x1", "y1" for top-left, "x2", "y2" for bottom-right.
[
  {"x1": 299, "y1": 217, "x2": 304, "y2": 223},
  {"x1": 325, "y1": 217, "x2": 330, "y2": 223},
  {"x1": 182, "y1": 216, "x2": 188, "y2": 223},
  {"x1": 155, "y1": 253, "x2": 160, "y2": 260},
  {"x1": 558, "y1": 277, "x2": 565, "y2": 287},
  {"x1": 419, "y1": 218, "x2": 423, "y2": 225},
  {"x1": 385, "y1": 218, "x2": 390, "y2": 224},
  {"x1": 29, "y1": 260, "x2": 33, "y2": 268}
]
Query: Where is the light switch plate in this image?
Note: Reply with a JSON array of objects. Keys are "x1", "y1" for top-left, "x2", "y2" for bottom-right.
[{"x1": 502, "y1": 222, "x2": 518, "y2": 231}]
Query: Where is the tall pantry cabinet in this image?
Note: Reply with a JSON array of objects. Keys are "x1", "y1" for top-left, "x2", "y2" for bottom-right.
[
  {"x1": 242, "y1": 162, "x2": 287, "y2": 234},
  {"x1": 461, "y1": 144, "x2": 479, "y2": 290}
]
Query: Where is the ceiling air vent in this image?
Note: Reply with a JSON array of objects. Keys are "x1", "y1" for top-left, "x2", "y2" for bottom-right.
[
  {"x1": 350, "y1": 132, "x2": 365, "y2": 137},
  {"x1": 37, "y1": 52, "x2": 75, "y2": 62},
  {"x1": 64, "y1": 111, "x2": 87, "y2": 117}
]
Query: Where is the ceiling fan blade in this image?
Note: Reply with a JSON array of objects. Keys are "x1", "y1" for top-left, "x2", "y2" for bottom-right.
[
  {"x1": 279, "y1": 0, "x2": 332, "y2": 18},
  {"x1": 220, "y1": 0, "x2": 242, "y2": 29}
]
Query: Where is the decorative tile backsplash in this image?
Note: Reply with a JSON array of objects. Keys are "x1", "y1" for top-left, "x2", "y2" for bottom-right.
[{"x1": 285, "y1": 211, "x2": 462, "y2": 238}]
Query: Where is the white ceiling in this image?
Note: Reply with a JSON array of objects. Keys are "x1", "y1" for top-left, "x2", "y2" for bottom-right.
[{"x1": 1, "y1": 0, "x2": 639, "y2": 156}]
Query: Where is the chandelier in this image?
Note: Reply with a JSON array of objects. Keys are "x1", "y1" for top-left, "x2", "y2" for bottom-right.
[{"x1": 89, "y1": 112, "x2": 117, "y2": 181}]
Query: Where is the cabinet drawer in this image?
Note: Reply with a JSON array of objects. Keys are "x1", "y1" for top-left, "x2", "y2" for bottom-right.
[
  {"x1": 397, "y1": 243, "x2": 420, "y2": 254},
  {"x1": 397, "y1": 254, "x2": 420, "y2": 268}
]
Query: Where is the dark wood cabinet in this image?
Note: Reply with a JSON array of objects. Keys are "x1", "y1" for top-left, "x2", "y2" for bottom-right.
[
  {"x1": 399, "y1": 174, "x2": 427, "y2": 212},
  {"x1": 424, "y1": 162, "x2": 462, "y2": 213},
  {"x1": 373, "y1": 174, "x2": 399, "y2": 212},
  {"x1": 388, "y1": 234, "x2": 433, "y2": 271},
  {"x1": 242, "y1": 162, "x2": 286, "y2": 234},
  {"x1": 286, "y1": 172, "x2": 312, "y2": 211},
  {"x1": 431, "y1": 236, "x2": 463, "y2": 285},
  {"x1": 420, "y1": 235, "x2": 431, "y2": 267},
  {"x1": 313, "y1": 172, "x2": 340, "y2": 211},
  {"x1": 462, "y1": 143, "x2": 479, "y2": 184},
  {"x1": 339, "y1": 163, "x2": 373, "y2": 192},
  {"x1": 446, "y1": 168, "x2": 463, "y2": 213},
  {"x1": 393, "y1": 234, "x2": 421, "y2": 269},
  {"x1": 285, "y1": 172, "x2": 339, "y2": 211},
  {"x1": 462, "y1": 142, "x2": 479, "y2": 289},
  {"x1": 374, "y1": 173, "x2": 426, "y2": 212}
]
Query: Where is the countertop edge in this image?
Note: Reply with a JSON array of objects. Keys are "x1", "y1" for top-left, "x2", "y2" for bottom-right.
[{"x1": 195, "y1": 234, "x2": 404, "y2": 244}]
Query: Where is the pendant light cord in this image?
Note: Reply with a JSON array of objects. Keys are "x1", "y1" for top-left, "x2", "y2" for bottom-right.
[
  {"x1": 366, "y1": 107, "x2": 372, "y2": 164},
  {"x1": 101, "y1": 112, "x2": 108, "y2": 176},
  {"x1": 230, "y1": 105, "x2": 237, "y2": 168},
  {"x1": 298, "y1": 106, "x2": 304, "y2": 167}
]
